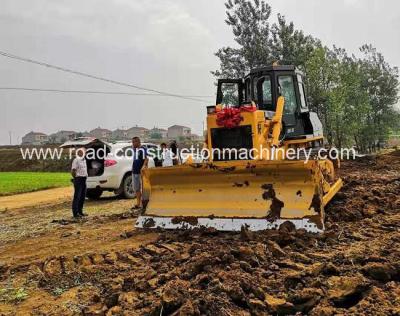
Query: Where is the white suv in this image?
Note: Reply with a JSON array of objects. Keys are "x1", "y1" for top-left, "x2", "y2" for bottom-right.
[{"x1": 61, "y1": 138, "x2": 159, "y2": 199}]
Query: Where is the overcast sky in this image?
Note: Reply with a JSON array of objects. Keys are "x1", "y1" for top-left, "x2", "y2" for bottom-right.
[{"x1": 0, "y1": 0, "x2": 399, "y2": 145}]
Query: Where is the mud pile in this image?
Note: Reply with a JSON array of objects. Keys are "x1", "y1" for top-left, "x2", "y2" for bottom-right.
[
  {"x1": 327, "y1": 150, "x2": 400, "y2": 222},
  {"x1": 13, "y1": 224, "x2": 399, "y2": 315},
  {"x1": 0, "y1": 151, "x2": 399, "y2": 315}
]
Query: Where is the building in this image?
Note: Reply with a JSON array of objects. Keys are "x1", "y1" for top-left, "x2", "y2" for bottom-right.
[
  {"x1": 21, "y1": 132, "x2": 49, "y2": 145},
  {"x1": 112, "y1": 129, "x2": 129, "y2": 141},
  {"x1": 48, "y1": 130, "x2": 78, "y2": 144},
  {"x1": 89, "y1": 127, "x2": 112, "y2": 141},
  {"x1": 127, "y1": 126, "x2": 149, "y2": 139},
  {"x1": 167, "y1": 125, "x2": 191, "y2": 139},
  {"x1": 148, "y1": 127, "x2": 168, "y2": 139}
]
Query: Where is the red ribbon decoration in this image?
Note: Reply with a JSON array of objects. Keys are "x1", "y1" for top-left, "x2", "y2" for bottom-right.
[{"x1": 216, "y1": 105, "x2": 257, "y2": 129}]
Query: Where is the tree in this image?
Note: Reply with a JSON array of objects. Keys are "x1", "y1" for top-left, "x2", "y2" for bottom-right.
[
  {"x1": 358, "y1": 45, "x2": 399, "y2": 151},
  {"x1": 150, "y1": 132, "x2": 162, "y2": 140},
  {"x1": 212, "y1": 0, "x2": 273, "y2": 78},
  {"x1": 213, "y1": 0, "x2": 400, "y2": 151},
  {"x1": 304, "y1": 46, "x2": 339, "y2": 144},
  {"x1": 213, "y1": 1, "x2": 320, "y2": 79},
  {"x1": 327, "y1": 51, "x2": 371, "y2": 148},
  {"x1": 270, "y1": 14, "x2": 319, "y2": 67}
]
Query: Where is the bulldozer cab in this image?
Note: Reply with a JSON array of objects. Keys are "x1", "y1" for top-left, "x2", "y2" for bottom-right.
[{"x1": 216, "y1": 65, "x2": 311, "y2": 139}]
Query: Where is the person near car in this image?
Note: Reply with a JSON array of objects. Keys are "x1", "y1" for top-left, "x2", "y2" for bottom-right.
[
  {"x1": 131, "y1": 137, "x2": 148, "y2": 210},
  {"x1": 161, "y1": 143, "x2": 173, "y2": 167},
  {"x1": 169, "y1": 140, "x2": 180, "y2": 165},
  {"x1": 71, "y1": 147, "x2": 88, "y2": 218}
]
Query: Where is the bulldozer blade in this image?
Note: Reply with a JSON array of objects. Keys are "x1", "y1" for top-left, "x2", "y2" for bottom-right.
[
  {"x1": 136, "y1": 216, "x2": 323, "y2": 233},
  {"x1": 136, "y1": 160, "x2": 331, "y2": 233}
]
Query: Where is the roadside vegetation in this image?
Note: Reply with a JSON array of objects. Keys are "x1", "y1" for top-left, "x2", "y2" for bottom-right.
[
  {"x1": 0, "y1": 172, "x2": 70, "y2": 196},
  {"x1": 0, "y1": 147, "x2": 70, "y2": 172}
]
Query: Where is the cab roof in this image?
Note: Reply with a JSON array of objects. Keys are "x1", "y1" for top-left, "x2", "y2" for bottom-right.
[
  {"x1": 246, "y1": 65, "x2": 303, "y2": 78},
  {"x1": 250, "y1": 65, "x2": 295, "y2": 73}
]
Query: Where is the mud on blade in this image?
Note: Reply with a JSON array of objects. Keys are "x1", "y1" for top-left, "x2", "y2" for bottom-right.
[{"x1": 136, "y1": 160, "x2": 327, "y2": 232}]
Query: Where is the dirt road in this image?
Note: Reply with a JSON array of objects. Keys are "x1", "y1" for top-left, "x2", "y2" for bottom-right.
[
  {"x1": 1, "y1": 151, "x2": 399, "y2": 315},
  {"x1": 0, "y1": 192, "x2": 158, "y2": 265},
  {"x1": 0, "y1": 187, "x2": 72, "y2": 211}
]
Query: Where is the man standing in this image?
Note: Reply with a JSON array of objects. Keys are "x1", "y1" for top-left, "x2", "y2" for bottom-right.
[
  {"x1": 169, "y1": 140, "x2": 180, "y2": 165},
  {"x1": 131, "y1": 137, "x2": 148, "y2": 210},
  {"x1": 161, "y1": 142, "x2": 173, "y2": 167},
  {"x1": 71, "y1": 147, "x2": 88, "y2": 218}
]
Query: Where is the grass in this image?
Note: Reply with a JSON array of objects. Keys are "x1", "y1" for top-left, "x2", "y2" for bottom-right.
[
  {"x1": 0, "y1": 172, "x2": 71, "y2": 196},
  {"x1": 0, "y1": 287, "x2": 28, "y2": 303}
]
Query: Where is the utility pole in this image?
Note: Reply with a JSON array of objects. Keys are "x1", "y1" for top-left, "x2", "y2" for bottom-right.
[{"x1": 8, "y1": 131, "x2": 12, "y2": 145}]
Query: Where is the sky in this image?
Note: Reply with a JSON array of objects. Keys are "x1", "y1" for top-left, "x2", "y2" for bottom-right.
[{"x1": 0, "y1": 0, "x2": 399, "y2": 145}]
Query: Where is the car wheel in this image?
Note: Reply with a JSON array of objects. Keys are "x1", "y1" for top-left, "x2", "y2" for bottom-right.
[
  {"x1": 122, "y1": 174, "x2": 135, "y2": 199},
  {"x1": 86, "y1": 188, "x2": 103, "y2": 200}
]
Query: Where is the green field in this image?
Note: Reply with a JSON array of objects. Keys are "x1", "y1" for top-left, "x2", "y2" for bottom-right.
[{"x1": 0, "y1": 172, "x2": 71, "y2": 196}]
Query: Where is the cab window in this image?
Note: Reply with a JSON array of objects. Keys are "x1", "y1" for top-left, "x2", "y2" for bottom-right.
[
  {"x1": 278, "y1": 76, "x2": 297, "y2": 115},
  {"x1": 220, "y1": 82, "x2": 240, "y2": 106},
  {"x1": 256, "y1": 76, "x2": 272, "y2": 110}
]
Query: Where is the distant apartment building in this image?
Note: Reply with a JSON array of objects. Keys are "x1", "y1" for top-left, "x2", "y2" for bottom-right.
[
  {"x1": 127, "y1": 126, "x2": 149, "y2": 139},
  {"x1": 48, "y1": 130, "x2": 78, "y2": 144},
  {"x1": 112, "y1": 129, "x2": 129, "y2": 141},
  {"x1": 89, "y1": 127, "x2": 112, "y2": 141},
  {"x1": 167, "y1": 125, "x2": 191, "y2": 139},
  {"x1": 21, "y1": 132, "x2": 49, "y2": 145},
  {"x1": 148, "y1": 127, "x2": 168, "y2": 139}
]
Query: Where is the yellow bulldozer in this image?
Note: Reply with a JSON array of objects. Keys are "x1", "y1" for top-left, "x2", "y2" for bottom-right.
[{"x1": 136, "y1": 65, "x2": 343, "y2": 233}]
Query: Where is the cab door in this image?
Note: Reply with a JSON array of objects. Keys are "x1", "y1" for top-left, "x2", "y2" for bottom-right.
[{"x1": 277, "y1": 74, "x2": 298, "y2": 128}]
